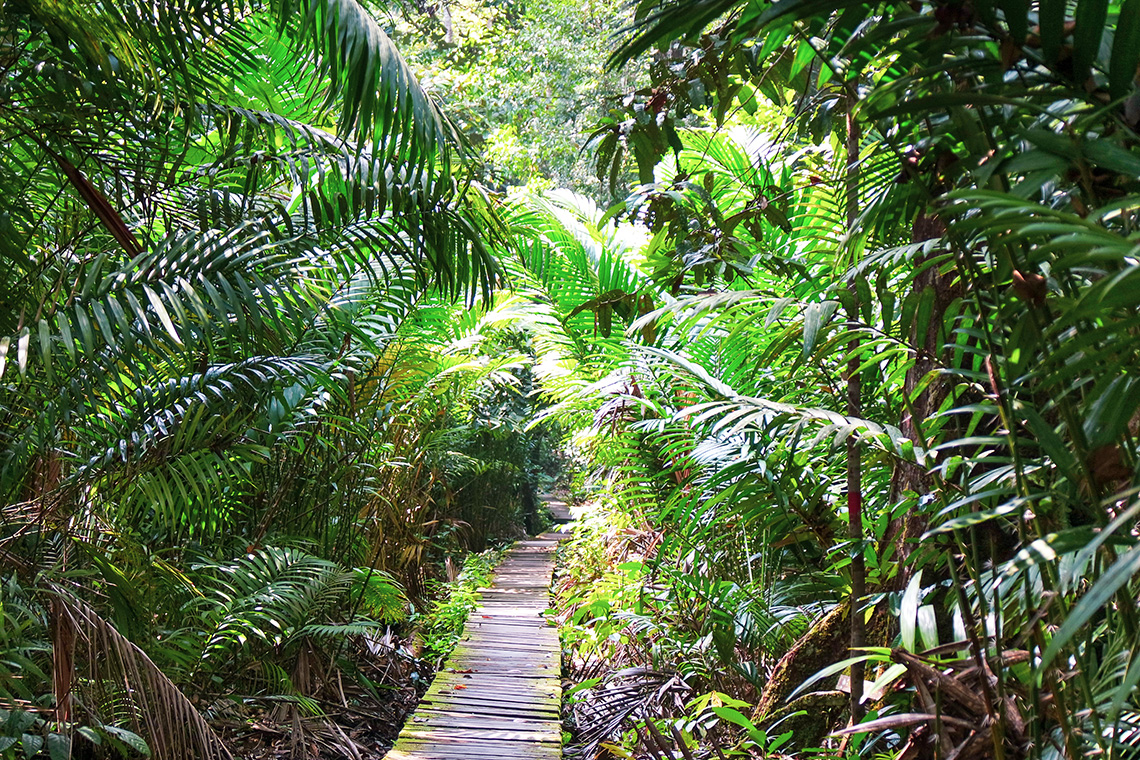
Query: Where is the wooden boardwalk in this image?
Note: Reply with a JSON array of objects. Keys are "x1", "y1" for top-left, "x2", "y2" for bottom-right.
[{"x1": 387, "y1": 530, "x2": 569, "y2": 760}]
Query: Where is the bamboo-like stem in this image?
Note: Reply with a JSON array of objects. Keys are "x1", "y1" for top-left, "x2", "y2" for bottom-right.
[{"x1": 844, "y1": 83, "x2": 865, "y2": 725}]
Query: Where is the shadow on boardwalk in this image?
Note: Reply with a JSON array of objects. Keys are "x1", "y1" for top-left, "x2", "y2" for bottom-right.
[{"x1": 387, "y1": 521, "x2": 571, "y2": 760}]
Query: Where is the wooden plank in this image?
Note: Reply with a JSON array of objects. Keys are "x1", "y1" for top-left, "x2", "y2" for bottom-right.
[
  {"x1": 387, "y1": 743, "x2": 561, "y2": 760},
  {"x1": 454, "y1": 637, "x2": 557, "y2": 648},
  {"x1": 425, "y1": 684, "x2": 559, "y2": 701},
  {"x1": 430, "y1": 681, "x2": 559, "y2": 695},
  {"x1": 422, "y1": 686, "x2": 560, "y2": 707},
  {"x1": 444, "y1": 655, "x2": 558, "y2": 668},
  {"x1": 434, "y1": 674, "x2": 559, "y2": 688},
  {"x1": 408, "y1": 711, "x2": 559, "y2": 732},
  {"x1": 440, "y1": 664, "x2": 559, "y2": 677},
  {"x1": 451, "y1": 641, "x2": 558, "y2": 652},
  {"x1": 457, "y1": 631, "x2": 556, "y2": 639},
  {"x1": 416, "y1": 695, "x2": 559, "y2": 714},
  {"x1": 442, "y1": 662, "x2": 559, "y2": 676},
  {"x1": 460, "y1": 623, "x2": 554, "y2": 633},
  {"x1": 421, "y1": 689, "x2": 559, "y2": 709},
  {"x1": 424, "y1": 678, "x2": 558, "y2": 696},
  {"x1": 448, "y1": 651, "x2": 557, "y2": 661},
  {"x1": 399, "y1": 727, "x2": 560, "y2": 743},
  {"x1": 414, "y1": 701, "x2": 558, "y2": 720},
  {"x1": 396, "y1": 737, "x2": 561, "y2": 754},
  {"x1": 407, "y1": 711, "x2": 560, "y2": 735},
  {"x1": 388, "y1": 749, "x2": 559, "y2": 760},
  {"x1": 462, "y1": 625, "x2": 558, "y2": 634},
  {"x1": 463, "y1": 619, "x2": 552, "y2": 627}
]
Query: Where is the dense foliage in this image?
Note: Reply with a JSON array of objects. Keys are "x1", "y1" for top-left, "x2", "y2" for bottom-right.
[
  {"x1": 0, "y1": 1, "x2": 550, "y2": 756},
  {"x1": 390, "y1": 0, "x2": 640, "y2": 193},
  {"x1": 2, "y1": 0, "x2": 1140, "y2": 758},
  {"x1": 530, "y1": 1, "x2": 1140, "y2": 757}
]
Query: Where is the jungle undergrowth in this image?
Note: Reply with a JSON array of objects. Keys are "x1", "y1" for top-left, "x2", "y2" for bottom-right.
[{"x1": 411, "y1": 548, "x2": 504, "y2": 669}]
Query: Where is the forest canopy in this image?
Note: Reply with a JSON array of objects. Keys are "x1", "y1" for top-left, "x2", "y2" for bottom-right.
[{"x1": 1, "y1": 0, "x2": 1139, "y2": 758}]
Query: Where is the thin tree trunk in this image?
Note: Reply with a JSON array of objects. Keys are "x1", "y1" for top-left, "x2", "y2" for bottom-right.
[
  {"x1": 844, "y1": 86, "x2": 865, "y2": 724},
  {"x1": 885, "y1": 208, "x2": 955, "y2": 559}
]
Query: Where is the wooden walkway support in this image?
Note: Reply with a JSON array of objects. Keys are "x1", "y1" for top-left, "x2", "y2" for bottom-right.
[{"x1": 387, "y1": 531, "x2": 568, "y2": 760}]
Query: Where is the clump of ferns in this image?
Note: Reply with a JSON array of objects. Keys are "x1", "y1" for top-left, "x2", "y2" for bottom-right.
[{"x1": 183, "y1": 547, "x2": 408, "y2": 703}]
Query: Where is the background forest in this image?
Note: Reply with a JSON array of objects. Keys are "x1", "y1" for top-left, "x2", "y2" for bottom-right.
[{"x1": 1, "y1": 0, "x2": 1140, "y2": 759}]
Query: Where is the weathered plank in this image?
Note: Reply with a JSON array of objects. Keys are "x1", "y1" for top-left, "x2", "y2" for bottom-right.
[
  {"x1": 422, "y1": 685, "x2": 560, "y2": 707},
  {"x1": 386, "y1": 530, "x2": 569, "y2": 760},
  {"x1": 387, "y1": 741, "x2": 561, "y2": 760},
  {"x1": 415, "y1": 701, "x2": 558, "y2": 721},
  {"x1": 416, "y1": 697, "x2": 559, "y2": 717},
  {"x1": 408, "y1": 710, "x2": 561, "y2": 735}
]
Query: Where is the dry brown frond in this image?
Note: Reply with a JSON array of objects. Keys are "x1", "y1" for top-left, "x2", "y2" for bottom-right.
[{"x1": 54, "y1": 593, "x2": 233, "y2": 760}]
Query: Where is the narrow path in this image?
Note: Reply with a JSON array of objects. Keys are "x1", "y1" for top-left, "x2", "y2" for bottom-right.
[
  {"x1": 387, "y1": 529, "x2": 569, "y2": 760},
  {"x1": 540, "y1": 493, "x2": 573, "y2": 525}
]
